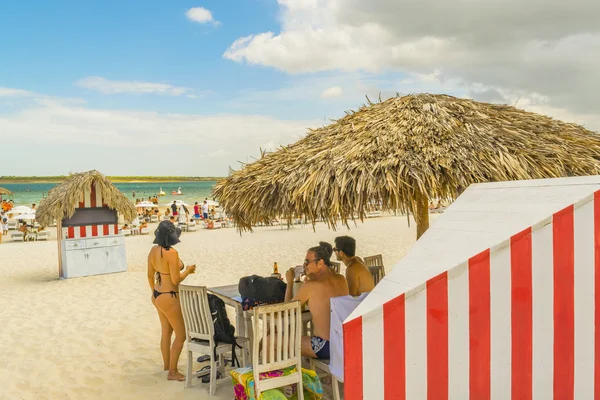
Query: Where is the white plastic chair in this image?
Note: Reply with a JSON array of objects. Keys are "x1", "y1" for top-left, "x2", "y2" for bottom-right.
[
  {"x1": 140, "y1": 227, "x2": 150, "y2": 235},
  {"x1": 37, "y1": 231, "x2": 51, "y2": 240},
  {"x1": 11, "y1": 232, "x2": 24, "y2": 241},
  {"x1": 179, "y1": 285, "x2": 249, "y2": 396},
  {"x1": 252, "y1": 301, "x2": 304, "y2": 399},
  {"x1": 121, "y1": 229, "x2": 132, "y2": 236},
  {"x1": 187, "y1": 221, "x2": 197, "y2": 232}
]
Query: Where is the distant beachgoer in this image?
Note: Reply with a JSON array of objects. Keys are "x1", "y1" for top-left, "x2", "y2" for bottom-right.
[
  {"x1": 148, "y1": 221, "x2": 196, "y2": 381},
  {"x1": 193, "y1": 202, "x2": 200, "y2": 220},
  {"x1": 171, "y1": 201, "x2": 178, "y2": 216},
  {"x1": 1, "y1": 212, "x2": 8, "y2": 236},
  {"x1": 201, "y1": 201, "x2": 209, "y2": 220},
  {"x1": 31, "y1": 203, "x2": 36, "y2": 210},
  {"x1": 132, "y1": 190, "x2": 136, "y2": 198}
]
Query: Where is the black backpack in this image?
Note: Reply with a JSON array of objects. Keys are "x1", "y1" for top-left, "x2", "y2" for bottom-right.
[{"x1": 208, "y1": 294, "x2": 241, "y2": 367}]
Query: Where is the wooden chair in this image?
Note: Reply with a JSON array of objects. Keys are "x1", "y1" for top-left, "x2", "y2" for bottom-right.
[
  {"x1": 253, "y1": 301, "x2": 304, "y2": 399},
  {"x1": 180, "y1": 285, "x2": 249, "y2": 395},
  {"x1": 363, "y1": 254, "x2": 385, "y2": 285},
  {"x1": 309, "y1": 358, "x2": 341, "y2": 400},
  {"x1": 329, "y1": 261, "x2": 341, "y2": 274},
  {"x1": 363, "y1": 254, "x2": 384, "y2": 268}
]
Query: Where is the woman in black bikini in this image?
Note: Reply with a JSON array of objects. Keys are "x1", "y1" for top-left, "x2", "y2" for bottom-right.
[{"x1": 147, "y1": 221, "x2": 196, "y2": 381}]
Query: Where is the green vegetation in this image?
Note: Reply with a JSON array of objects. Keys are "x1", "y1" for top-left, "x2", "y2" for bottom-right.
[{"x1": 0, "y1": 176, "x2": 224, "y2": 183}]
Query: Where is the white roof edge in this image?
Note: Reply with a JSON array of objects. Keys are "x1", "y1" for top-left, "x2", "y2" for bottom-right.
[
  {"x1": 345, "y1": 189, "x2": 598, "y2": 324},
  {"x1": 469, "y1": 175, "x2": 600, "y2": 189}
]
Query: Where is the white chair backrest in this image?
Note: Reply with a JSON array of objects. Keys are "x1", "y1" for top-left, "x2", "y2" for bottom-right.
[
  {"x1": 179, "y1": 285, "x2": 214, "y2": 342},
  {"x1": 363, "y1": 254, "x2": 383, "y2": 268},
  {"x1": 253, "y1": 301, "x2": 302, "y2": 373}
]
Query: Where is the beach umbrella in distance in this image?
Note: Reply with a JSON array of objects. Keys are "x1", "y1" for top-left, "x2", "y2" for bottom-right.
[
  {"x1": 7, "y1": 206, "x2": 33, "y2": 216},
  {"x1": 0, "y1": 187, "x2": 12, "y2": 202},
  {"x1": 213, "y1": 93, "x2": 600, "y2": 239},
  {"x1": 136, "y1": 201, "x2": 156, "y2": 208}
]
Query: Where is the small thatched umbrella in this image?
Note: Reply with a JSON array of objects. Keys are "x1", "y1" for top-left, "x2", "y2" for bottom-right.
[
  {"x1": 0, "y1": 187, "x2": 13, "y2": 202},
  {"x1": 214, "y1": 94, "x2": 600, "y2": 239},
  {"x1": 37, "y1": 170, "x2": 137, "y2": 226}
]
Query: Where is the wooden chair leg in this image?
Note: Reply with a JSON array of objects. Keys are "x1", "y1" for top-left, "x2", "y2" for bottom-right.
[
  {"x1": 185, "y1": 350, "x2": 193, "y2": 388},
  {"x1": 209, "y1": 356, "x2": 217, "y2": 395},
  {"x1": 332, "y1": 376, "x2": 341, "y2": 400}
]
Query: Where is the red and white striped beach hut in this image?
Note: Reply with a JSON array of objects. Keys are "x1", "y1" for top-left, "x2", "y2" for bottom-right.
[
  {"x1": 343, "y1": 175, "x2": 600, "y2": 399},
  {"x1": 36, "y1": 170, "x2": 137, "y2": 279}
]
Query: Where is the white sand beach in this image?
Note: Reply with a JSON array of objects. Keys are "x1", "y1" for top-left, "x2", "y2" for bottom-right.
[{"x1": 0, "y1": 214, "x2": 438, "y2": 400}]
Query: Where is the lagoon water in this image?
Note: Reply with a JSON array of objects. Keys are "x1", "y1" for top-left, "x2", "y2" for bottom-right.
[{"x1": 1, "y1": 181, "x2": 217, "y2": 208}]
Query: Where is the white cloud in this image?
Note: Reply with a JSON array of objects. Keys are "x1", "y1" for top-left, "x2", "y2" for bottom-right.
[
  {"x1": 75, "y1": 76, "x2": 192, "y2": 96},
  {"x1": 224, "y1": 0, "x2": 600, "y2": 118},
  {"x1": 321, "y1": 86, "x2": 343, "y2": 98},
  {"x1": 0, "y1": 92, "x2": 318, "y2": 175},
  {"x1": 0, "y1": 88, "x2": 35, "y2": 97},
  {"x1": 185, "y1": 7, "x2": 220, "y2": 25}
]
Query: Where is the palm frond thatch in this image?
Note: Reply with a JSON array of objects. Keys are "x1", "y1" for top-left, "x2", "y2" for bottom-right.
[
  {"x1": 0, "y1": 187, "x2": 13, "y2": 196},
  {"x1": 36, "y1": 170, "x2": 137, "y2": 226},
  {"x1": 213, "y1": 93, "x2": 600, "y2": 235}
]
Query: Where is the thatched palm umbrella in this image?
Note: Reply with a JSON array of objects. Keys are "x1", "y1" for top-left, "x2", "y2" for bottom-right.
[
  {"x1": 37, "y1": 170, "x2": 137, "y2": 226},
  {"x1": 0, "y1": 187, "x2": 13, "y2": 202},
  {"x1": 214, "y1": 94, "x2": 600, "y2": 239}
]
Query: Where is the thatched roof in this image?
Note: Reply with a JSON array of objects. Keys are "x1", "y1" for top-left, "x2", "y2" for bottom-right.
[
  {"x1": 0, "y1": 187, "x2": 13, "y2": 196},
  {"x1": 36, "y1": 170, "x2": 137, "y2": 226},
  {"x1": 213, "y1": 93, "x2": 600, "y2": 232}
]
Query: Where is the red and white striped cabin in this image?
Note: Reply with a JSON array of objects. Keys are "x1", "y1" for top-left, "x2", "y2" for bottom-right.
[
  {"x1": 344, "y1": 175, "x2": 600, "y2": 399},
  {"x1": 60, "y1": 182, "x2": 120, "y2": 239}
]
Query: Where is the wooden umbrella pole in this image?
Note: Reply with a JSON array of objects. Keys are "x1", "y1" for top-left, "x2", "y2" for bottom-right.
[{"x1": 415, "y1": 191, "x2": 429, "y2": 240}]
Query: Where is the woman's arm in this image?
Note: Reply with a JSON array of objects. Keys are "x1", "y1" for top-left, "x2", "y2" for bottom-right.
[
  {"x1": 168, "y1": 250, "x2": 196, "y2": 285},
  {"x1": 147, "y1": 253, "x2": 155, "y2": 291}
]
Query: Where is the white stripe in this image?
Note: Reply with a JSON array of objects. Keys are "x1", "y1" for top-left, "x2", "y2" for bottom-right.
[
  {"x1": 85, "y1": 225, "x2": 92, "y2": 238},
  {"x1": 447, "y1": 263, "x2": 469, "y2": 399},
  {"x1": 84, "y1": 189, "x2": 90, "y2": 208},
  {"x1": 362, "y1": 309, "x2": 384, "y2": 398},
  {"x1": 531, "y1": 222, "x2": 554, "y2": 400},
  {"x1": 405, "y1": 288, "x2": 428, "y2": 400},
  {"x1": 574, "y1": 201, "x2": 595, "y2": 398},
  {"x1": 73, "y1": 226, "x2": 80, "y2": 239},
  {"x1": 490, "y1": 245, "x2": 512, "y2": 400},
  {"x1": 95, "y1": 183, "x2": 102, "y2": 206}
]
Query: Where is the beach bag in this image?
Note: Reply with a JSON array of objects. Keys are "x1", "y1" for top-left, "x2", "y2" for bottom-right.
[
  {"x1": 208, "y1": 294, "x2": 241, "y2": 367},
  {"x1": 238, "y1": 275, "x2": 286, "y2": 303}
]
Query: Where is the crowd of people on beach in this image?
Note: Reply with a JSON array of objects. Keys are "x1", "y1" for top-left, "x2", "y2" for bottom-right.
[{"x1": 148, "y1": 218, "x2": 374, "y2": 382}]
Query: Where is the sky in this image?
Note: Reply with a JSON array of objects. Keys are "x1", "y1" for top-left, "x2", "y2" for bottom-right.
[{"x1": 0, "y1": 0, "x2": 598, "y2": 176}]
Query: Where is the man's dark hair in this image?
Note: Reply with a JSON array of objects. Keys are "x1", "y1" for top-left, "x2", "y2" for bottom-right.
[
  {"x1": 334, "y1": 236, "x2": 356, "y2": 257},
  {"x1": 308, "y1": 244, "x2": 332, "y2": 267}
]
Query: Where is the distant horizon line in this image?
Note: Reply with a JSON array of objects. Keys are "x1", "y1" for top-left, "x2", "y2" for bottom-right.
[{"x1": 0, "y1": 175, "x2": 225, "y2": 184}]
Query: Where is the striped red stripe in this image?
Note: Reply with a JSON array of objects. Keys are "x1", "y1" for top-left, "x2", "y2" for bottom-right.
[
  {"x1": 90, "y1": 184, "x2": 96, "y2": 208},
  {"x1": 103, "y1": 224, "x2": 109, "y2": 236},
  {"x1": 67, "y1": 226, "x2": 74, "y2": 239},
  {"x1": 427, "y1": 272, "x2": 448, "y2": 400},
  {"x1": 553, "y1": 205, "x2": 575, "y2": 399},
  {"x1": 114, "y1": 224, "x2": 118, "y2": 235},
  {"x1": 344, "y1": 316, "x2": 363, "y2": 400},
  {"x1": 91, "y1": 225, "x2": 98, "y2": 237},
  {"x1": 511, "y1": 227, "x2": 533, "y2": 400},
  {"x1": 469, "y1": 249, "x2": 491, "y2": 399},
  {"x1": 79, "y1": 226, "x2": 86, "y2": 238},
  {"x1": 595, "y1": 191, "x2": 600, "y2": 400},
  {"x1": 384, "y1": 294, "x2": 405, "y2": 400}
]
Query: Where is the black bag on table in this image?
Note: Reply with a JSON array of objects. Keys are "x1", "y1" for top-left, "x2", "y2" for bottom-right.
[
  {"x1": 207, "y1": 294, "x2": 241, "y2": 367},
  {"x1": 238, "y1": 275, "x2": 286, "y2": 302}
]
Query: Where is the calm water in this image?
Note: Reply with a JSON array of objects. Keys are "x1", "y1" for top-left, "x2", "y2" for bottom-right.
[{"x1": 0, "y1": 181, "x2": 218, "y2": 208}]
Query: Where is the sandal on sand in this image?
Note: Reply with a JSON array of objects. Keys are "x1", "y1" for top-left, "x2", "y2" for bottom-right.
[
  {"x1": 198, "y1": 366, "x2": 222, "y2": 383},
  {"x1": 197, "y1": 355, "x2": 210, "y2": 363}
]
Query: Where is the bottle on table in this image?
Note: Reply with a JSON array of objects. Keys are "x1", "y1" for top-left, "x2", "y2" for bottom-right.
[{"x1": 271, "y1": 262, "x2": 281, "y2": 279}]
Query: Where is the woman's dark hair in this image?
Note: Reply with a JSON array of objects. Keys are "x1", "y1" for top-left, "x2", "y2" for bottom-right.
[
  {"x1": 319, "y1": 241, "x2": 333, "y2": 258},
  {"x1": 334, "y1": 236, "x2": 356, "y2": 257},
  {"x1": 153, "y1": 220, "x2": 181, "y2": 250},
  {"x1": 308, "y1": 243, "x2": 332, "y2": 267}
]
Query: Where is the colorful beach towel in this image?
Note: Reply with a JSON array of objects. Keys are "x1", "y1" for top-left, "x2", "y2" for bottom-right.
[{"x1": 231, "y1": 366, "x2": 323, "y2": 400}]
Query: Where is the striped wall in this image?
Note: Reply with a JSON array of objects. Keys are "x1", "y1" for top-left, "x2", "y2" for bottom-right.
[
  {"x1": 344, "y1": 190, "x2": 600, "y2": 399},
  {"x1": 60, "y1": 182, "x2": 119, "y2": 239}
]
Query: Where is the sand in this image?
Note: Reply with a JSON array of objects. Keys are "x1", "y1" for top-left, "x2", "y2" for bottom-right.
[{"x1": 0, "y1": 214, "x2": 439, "y2": 399}]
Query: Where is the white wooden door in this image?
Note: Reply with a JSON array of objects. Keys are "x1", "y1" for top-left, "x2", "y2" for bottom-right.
[
  {"x1": 106, "y1": 245, "x2": 127, "y2": 273},
  {"x1": 64, "y1": 249, "x2": 88, "y2": 278},
  {"x1": 85, "y1": 247, "x2": 109, "y2": 275}
]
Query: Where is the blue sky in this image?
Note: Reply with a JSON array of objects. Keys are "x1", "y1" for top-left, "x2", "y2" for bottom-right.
[{"x1": 0, "y1": 0, "x2": 597, "y2": 176}]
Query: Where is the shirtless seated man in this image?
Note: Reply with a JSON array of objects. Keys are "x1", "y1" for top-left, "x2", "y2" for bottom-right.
[
  {"x1": 285, "y1": 243, "x2": 349, "y2": 359},
  {"x1": 334, "y1": 236, "x2": 375, "y2": 297}
]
